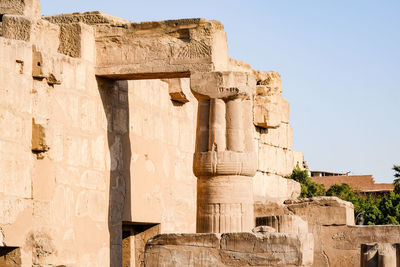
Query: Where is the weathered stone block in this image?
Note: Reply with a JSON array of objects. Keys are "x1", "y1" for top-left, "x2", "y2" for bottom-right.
[
  {"x1": 162, "y1": 78, "x2": 190, "y2": 103},
  {"x1": 361, "y1": 243, "x2": 399, "y2": 267},
  {"x1": 256, "y1": 215, "x2": 308, "y2": 234},
  {"x1": 2, "y1": 15, "x2": 59, "y2": 52},
  {"x1": 191, "y1": 71, "x2": 255, "y2": 99},
  {"x1": 254, "y1": 95, "x2": 289, "y2": 128},
  {"x1": 58, "y1": 23, "x2": 95, "y2": 62},
  {"x1": 145, "y1": 232, "x2": 314, "y2": 266},
  {"x1": 0, "y1": 0, "x2": 41, "y2": 18},
  {"x1": 32, "y1": 45, "x2": 63, "y2": 84},
  {"x1": 254, "y1": 71, "x2": 282, "y2": 96},
  {"x1": 285, "y1": 196, "x2": 355, "y2": 226},
  {"x1": 253, "y1": 172, "x2": 301, "y2": 203}
]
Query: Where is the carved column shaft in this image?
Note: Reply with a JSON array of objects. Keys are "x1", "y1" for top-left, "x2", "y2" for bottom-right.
[{"x1": 191, "y1": 71, "x2": 256, "y2": 233}]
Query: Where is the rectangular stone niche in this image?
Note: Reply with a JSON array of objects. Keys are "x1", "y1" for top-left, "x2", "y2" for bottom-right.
[
  {"x1": 122, "y1": 222, "x2": 160, "y2": 267},
  {"x1": 0, "y1": 247, "x2": 21, "y2": 267}
]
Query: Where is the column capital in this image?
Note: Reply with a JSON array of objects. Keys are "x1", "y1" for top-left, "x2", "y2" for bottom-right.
[{"x1": 190, "y1": 71, "x2": 256, "y2": 99}]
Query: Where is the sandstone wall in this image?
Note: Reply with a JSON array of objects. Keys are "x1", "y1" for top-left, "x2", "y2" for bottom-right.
[
  {"x1": 0, "y1": 2, "x2": 307, "y2": 266},
  {"x1": 284, "y1": 197, "x2": 357, "y2": 267},
  {"x1": 123, "y1": 78, "x2": 198, "y2": 233},
  {"x1": 319, "y1": 225, "x2": 400, "y2": 267},
  {"x1": 253, "y1": 72, "x2": 302, "y2": 203},
  {"x1": 0, "y1": 17, "x2": 200, "y2": 266},
  {"x1": 0, "y1": 34, "x2": 112, "y2": 266}
]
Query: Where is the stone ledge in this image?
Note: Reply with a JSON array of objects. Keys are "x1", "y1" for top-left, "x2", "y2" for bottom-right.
[{"x1": 145, "y1": 232, "x2": 314, "y2": 267}]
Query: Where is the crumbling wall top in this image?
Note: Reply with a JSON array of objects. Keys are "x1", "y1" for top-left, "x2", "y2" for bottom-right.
[{"x1": 0, "y1": 0, "x2": 41, "y2": 18}]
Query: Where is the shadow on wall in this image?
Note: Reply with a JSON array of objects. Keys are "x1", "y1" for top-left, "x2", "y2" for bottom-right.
[{"x1": 97, "y1": 78, "x2": 132, "y2": 267}]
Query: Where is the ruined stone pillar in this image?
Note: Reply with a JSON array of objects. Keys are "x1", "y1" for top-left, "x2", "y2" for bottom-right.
[
  {"x1": 191, "y1": 71, "x2": 257, "y2": 233},
  {"x1": 361, "y1": 243, "x2": 398, "y2": 267}
]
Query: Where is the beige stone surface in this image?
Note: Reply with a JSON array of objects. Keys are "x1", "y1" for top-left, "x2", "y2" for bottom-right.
[
  {"x1": 49, "y1": 13, "x2": 231, "y2": 79},
  {"x1": 2, "y1": 15, "x2": 60, "y2": 52},
  {"x1": 253, "y1": 172, "x2": 301, "y2": 203},
  {"x1": 0, "y1": 0, "x2": 41, "y2": 18},
  {"x1": 284, "y1": 197, "x2": 358, "y2": 267},
  {"x1": 0, "y1": 1, "x2": 312, "y2": 266},
  {"x1": 285, "y1": 197, "x2": 355, "y2": 227},
  {"x1": 145, "y1": 232, "x2": 314, "y2": 266},
  {"x1": 318, "y1": 225, "x2": 400, "y2": 267},
  {"x1": 360, "y1": 243, "x2": 398, "y2": 267},
  {"x1": 256, "y1": 215, "x2": 308, "y2": 234},
  {"x1": 254, "y1": 200, "x2": 292, "y2": 217}
]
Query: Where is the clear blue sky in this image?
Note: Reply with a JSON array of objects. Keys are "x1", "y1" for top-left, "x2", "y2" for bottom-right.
[{"x1": 41, "y1": 0, "x2": 400, "y2": 183}]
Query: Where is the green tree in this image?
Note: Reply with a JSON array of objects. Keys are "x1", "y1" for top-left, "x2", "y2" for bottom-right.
[
  {"x1": 326, "y1": 183, "x2": 356, "y2": 202},
  {"x1": 288, "y1": 165, "x2": 326, "y2": 198},
  {"x1": 393, "y1": 165, "x2": 400, "y2": 194}
]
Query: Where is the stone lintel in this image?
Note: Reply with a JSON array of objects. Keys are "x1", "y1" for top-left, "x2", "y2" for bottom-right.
[
  {"x1": 96, "y1": 71, "x2": 191, "y2": 80},
  {"x1": 89, "y1": 17, "x2": 228, "y2": 78}
]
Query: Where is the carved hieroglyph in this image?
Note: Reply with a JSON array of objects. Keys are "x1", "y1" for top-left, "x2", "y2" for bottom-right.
[{"x1": 191, "y1": 71, "x2": 257, "y2": 233}]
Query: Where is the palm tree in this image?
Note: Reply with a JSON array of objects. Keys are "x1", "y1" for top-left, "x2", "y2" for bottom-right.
[{"x1": 393, "y1": 165, "x2": 400, "y2": 193}]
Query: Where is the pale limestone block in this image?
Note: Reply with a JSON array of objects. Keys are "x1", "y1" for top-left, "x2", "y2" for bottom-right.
[
  {"x1": 285, "y1": 197, "x2": 355, "y2": 226},
  {"x1": 32, "y1": 80, "x2": 52, "y2": 122},
  {"x1": 279, "y1": 97, "x2": 290, "y2": 124},
  {"x1": 0, "y1": 0, "x2": 41, "y2": 18},
  {"x1": 129, "y1": 106, "x2": 143, "y2": 136},
  {"x1": 67, "y1": 94, "x2": 80, "y2": 128},
  {"x1": 0, "y1": 197, "x2": 26, "y2": 224},
  {"x1": 80, "y1": 170, "x2": 106, "y2": 191},
  {"x1": 178, "y1": 122, "x2": 193, "y2": 152},
  {"x1": 145, "y1": 232, "x2": 313, "y2": 266},
  {"x1": 153, "y1": 116, "x2": 165, "y2": 142},
  {"x1": 65, "y1": 137, "x2": 90, "y2": 167},
  {"x1": 32, "y1": 200, "x2": 51, "y2": 219},
  {"x1": 47, "y1": 123, "x2": 63, "y2": 162},
  {"x1": 59, "y1": 59, "x2": 76, "y2": 89},
  {"x1": 91, "y1": 135, "x2": 106, "y2": 171},
  {"x1": 3, "y1": 15, "x2": 60, "y2": 52},
  {"x1": 51, "y1": 185, "x2": 74, "y2": 227},
  {"x1": 253, "y1": 71, "x2": 282, "y2": 96},
  {"x1": 0, "y1": 154, "x2": 32, "y2": 198},
  {"x1": 80, "y1": 97, "x2": 98, "y2": 132},
  {"x1": 256, "y1": 215, "x2": 308, "y2": 234},
  {"x1": 0, "y1": 108, "x2": 24, "y2": 140},
  {"x1": 254, "y1": 95, "x2": 284, "y2": 129},
  {"x1": 168, "y1": 117, "x2": 180, "y2": 146},
  {"x1": 293, "y1": 150, "x2": 304, "y2": 169},
  {"x1": 253, "y1": 172, "x2": 301, "y2": 203},
  {"x1": 74, "y1": 62, "x2": 86, "y2": 91},
  {"x1": 59, "y1": 229, "x2": 78, "y2": 265},
  {"x1": 58, "y1": 23, "x2": 95, "y2": 62},
  {"x1": 55, "y1": 165, "x2": 80, "y2": 186},
  {"x1": 287, "y1": 123, "x2": 294, "y2": 149},
  {"x1": 75, "y1": 190, "x2": 107, "y2": 222},
  {"x1": 162, "y1": 78, "x2": 190, "y2": 103}
]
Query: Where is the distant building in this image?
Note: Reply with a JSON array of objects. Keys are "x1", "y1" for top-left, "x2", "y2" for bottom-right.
[
  {"x1": 311, "y1": 172, "x2": 394, "y2": 198},
  {"x1": 311, "y1": 170, "x2": 349, "y2": 177}
]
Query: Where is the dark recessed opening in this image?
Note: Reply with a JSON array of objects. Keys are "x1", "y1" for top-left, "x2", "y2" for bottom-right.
[
  {"x1": 0, "y1": 14, "x2": 4, "y2": 22},
  {"x1": 37, "y1": 62, "x2": 41, "y2": 67},
  {"x1": 0, "y1": 247, "x2": 21, "y2": 266},
  {"x1": 122, "y1": 222, "x2": 160, "y2": 267}
]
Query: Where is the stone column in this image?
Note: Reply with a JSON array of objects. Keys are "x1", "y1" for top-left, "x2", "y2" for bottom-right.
[{"x1": 191, "y1": 71, "x2": 257, "y2": 233}]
